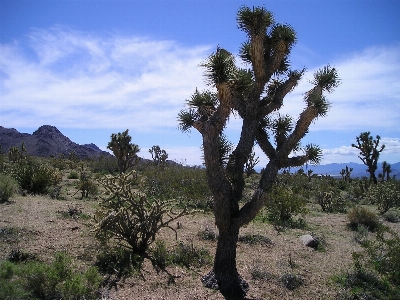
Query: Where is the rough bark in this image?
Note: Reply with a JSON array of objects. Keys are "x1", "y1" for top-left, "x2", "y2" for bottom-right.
[{"x1": 201, "y1": 227, "x2": 249, "y2": 300}]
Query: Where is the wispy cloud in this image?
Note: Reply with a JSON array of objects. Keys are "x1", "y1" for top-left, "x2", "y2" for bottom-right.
[
  {"x1": 0, "y1": 26, "x2": 210, "y2": 130},
  {"x1": 1, "y1": 27, "x2": 399, "y2": 164},
  {"x1": 278, "y1": 43, "x2": 400, "y2": 131}
]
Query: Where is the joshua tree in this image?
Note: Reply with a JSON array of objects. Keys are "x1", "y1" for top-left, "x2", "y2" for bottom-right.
[
  {"x1": 178, "y1": 6, "x2": 339, "y2": 299},
  {"x1": 380, "y1": 161, "x2": 392, "y2": 181},
  {"x1": 8, "y1": 142, "x2": 26, "y2": 163},
  {"x1": 244, "y1": 151, "x2": 260, "y2": 177},
  {"x1": 351, "y1": 132, "x2": 385, "y2": 184},
  {"x1": 149, "y1": 145, "x2": 169, "y2": 166},
  {"x1": 340, "y1": 165, "x2": 353, "y2": 182},
  {"x1": 385, "y1": 163, "x2": 392, "y2": 181},
  {"x1": 107, "y1": 129, "x2": 140, "y2": 173}
]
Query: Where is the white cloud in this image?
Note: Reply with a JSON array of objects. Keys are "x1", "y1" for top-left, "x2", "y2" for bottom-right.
[
  {"x1": 278, "y1": 44, "x2": 400, "y2": 132},
  {"x1": 320, "y1": 137, "x2": 400, "y2": 164},
  {"x1": 0, "y1": 27, "x2": 210, "y2": 131}
]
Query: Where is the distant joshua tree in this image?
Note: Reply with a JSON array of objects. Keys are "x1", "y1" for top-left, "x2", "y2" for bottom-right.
[
  {"x1": 352, "y1": 132, "x2": 385, "y2": 184},
  {"x1": 340, "y1": 165, "x2": 353, "y2": 182},
  {"x1": 8, "y1": 142, "x2": 26, "y2": 163},
  {"x1": 107, "y1": 129, "x2": 140, "y2": 173},
  {"x1": 379, "y1": 161, "x2": 392, "y2": 181},
  {"x1": 149, "y1": 145, "x2": 168, "y2": 166}
]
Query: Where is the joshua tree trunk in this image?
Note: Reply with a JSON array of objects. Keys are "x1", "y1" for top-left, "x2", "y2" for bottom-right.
[{"x1": 202, "y1": 227, "x2": 248, "y2": 299}]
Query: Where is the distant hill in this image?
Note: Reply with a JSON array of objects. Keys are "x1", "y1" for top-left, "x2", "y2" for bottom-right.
[{"x1": 0, "y1": 125, "x2": 111, "y2": 159}]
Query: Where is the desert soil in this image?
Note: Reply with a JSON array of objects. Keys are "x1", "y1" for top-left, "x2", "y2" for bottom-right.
[{"x1": 1, "y1": 194, "x2": 399, "y2": 300}]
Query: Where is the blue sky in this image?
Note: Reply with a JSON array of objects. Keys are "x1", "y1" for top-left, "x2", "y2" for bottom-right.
[{"x1": 1, "y1": 0, "x2": 399, "y2": 166}]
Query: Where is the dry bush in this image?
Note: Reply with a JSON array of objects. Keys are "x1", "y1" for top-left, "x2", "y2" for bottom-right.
[{"x1": 348, "y1": 206, "x2": 380, "y2": 232}]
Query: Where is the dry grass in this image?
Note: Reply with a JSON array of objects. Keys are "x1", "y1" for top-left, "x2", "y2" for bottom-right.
[{"x1": 1, "y1": 192, "x2": 399, "y2": 299}]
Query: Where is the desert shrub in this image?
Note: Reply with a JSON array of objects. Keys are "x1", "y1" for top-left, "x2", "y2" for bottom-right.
[
  {"x1": 0, "y1": 173, "x2": 18, "y2": 202},
  {"x1": 368, "y1": 182, "x2": 400, "y2": 214},
  {"x1": 0, "y1": 251, "x2": 101, "y2": 300},
  {"x1": 316, "y1": 190, "x2": 347, "y2": 213},
  {"x1": 93, "y1": 171, "x2": 189, "y2": 273},
  {"x1": 95, "y1": 245, "x2": 142, "y2": 278},
  {"x1": 7, "y1": 248, "x2": 37, "y2": 263},
  {"x1": 76, "y1": 172, "x2": 98, "y2": 199},
  {"x1": 151, "y1": 240, "x2": 212, "y2": 272},
  {"x1": 354, "y1": 224, "x2": 369, "y2": 244},
  {"x1": 140, "y1": 164, "x2": 213, "y2": 211},
  {"x1": 250, "y1": 259, "x2": 273, "y2": 281},
  {"x1": 336, "y1": 226, "x2": 400, "y2": 299},
  {"x1": 198, "y1": 227, "x2": 218, "y2": 241},
  {"x1": 238, "y1": 234, "x2": 273, "y2": 247},
  {"x1": 265, "y1": 183, "x2": 308, "y2": 227},
  {"x1": 169, "y1": 241, "x2": 212, "y2": 268},
  {"x1": 348, "y1": 206, "x2": 380, "y2": 232},
  {"x1": 68, "y1": 170, "x2": 79, "y2": 179},
  {"x1": 49, "y1": 185, "x2": 64, "y2": 200},
  {"x1": 280, "y1": 273, "x2": 304, "y2": 290},
  {"x1": 151, "y1": 240, "x2": 169, "y2": 271},
  {"x1": 49, "y1": 156, "x2": 71, "y2": 170},
  {"x1": 309, "y1": 231, "x2": 328, "y2": 252},
  {"x1": 358, "y1": 226, "x2": 400, "y2": 285},
  {"x1": 277, "y1": 172, "x2": 312, "y2": 199},
  {"x1": 383, "y1": 210, "x2": 400, "y2": 223},
  {"x1": 89, "y1": 155, "x2": 119, "y2": 174},
  {"x1": 11, "y1": 158, "x2": 61, "y2": 194}
]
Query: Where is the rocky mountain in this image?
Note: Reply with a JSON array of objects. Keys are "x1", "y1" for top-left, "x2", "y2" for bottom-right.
[{"x1": 0, "y1": 125, "x2": 111, "y2": 159}]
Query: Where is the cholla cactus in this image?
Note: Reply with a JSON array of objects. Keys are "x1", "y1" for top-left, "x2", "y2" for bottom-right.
[{"x1": 94, "y1": 171, "x2": 188, "y2": 263}]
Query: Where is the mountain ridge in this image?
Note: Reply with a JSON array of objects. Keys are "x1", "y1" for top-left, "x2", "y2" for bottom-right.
[{"x1": 0, "y1": 125, "x2": 111, "y2": 159}]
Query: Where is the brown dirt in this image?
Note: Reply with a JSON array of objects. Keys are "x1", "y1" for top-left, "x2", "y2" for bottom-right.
[{"x1": 1, "y1": 195, "x2": 399, "y2": 300}]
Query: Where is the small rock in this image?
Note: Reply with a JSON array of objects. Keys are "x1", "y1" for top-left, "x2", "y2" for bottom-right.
[{"x1": 300, "y1": 234, "x2": 318, "y2": 249}]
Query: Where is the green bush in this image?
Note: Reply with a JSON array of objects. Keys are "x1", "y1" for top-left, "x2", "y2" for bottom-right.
[
  {"x1": 151, "y1": 240, "x2": 212, "y2": 270},
  {"x1": 198, "y1": 227, "x2": 218, "y2": 241},
  {"x1": 76, "y1": 172, "x2": 98, "y2": 199},
  {"x1": 250, "y1": 259, "x2": 273, "y2": 281},
  {"x1": 169, "y1": 241, "x2": 212, "y2": 268},
  {"x1": 360, "y1": 226, "x2": 400, "y2": 285},
  {"x1": 151, "y1": 240, "x2": 169, "y2": 271},
  {"x1": 0, "y1": 173, "x2": 18, "y2": 202},
  {"x1": 95, "y1": 245, "x2": 142, "y2": 279},
  {"x1": 140, "y1": 164, "x2": 213, "y2": 211},
  {"x1": 354, "y1": 224, "x2": 369, "y2": 244},
  {"x1": 89, "y1": 155, "x2": 119, "y2": 174},
  {"x1": 67, "y1": 171, "x2": 79, "y2": 179},
  {"x1": 348, "y1": 206, "x2": 380, "y2": 232},
  {"x1": 368, "y1": 182, "x2": 400, "y2": 214},
  {"x1": 0, "y1": 251, "x2": 102, "y2": 300},
  {"x1": 335, "y1": 226, "x2": 400, "y2": 299},
  {"x1": 316, "y1": 190, "x2": 347, "y2": 213},
  {"x1": 11, "y1": 159, "x2": 61, "y2": 194},
  {"x1": 238, "y1": 234, "x2": 273, "y2": 247},
  {"x1": 383, "y1": 210, "x2": 400, "y2": 223},
  {"x1": 280, "y1": 273, "x2": 304, "y2": 290},
  {"x1": 265, "y1": 183, "x2": 308, "y2": 227}
]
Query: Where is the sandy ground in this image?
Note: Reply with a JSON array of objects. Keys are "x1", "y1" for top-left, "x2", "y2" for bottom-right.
[{"x1": 1, "y1": 195, "x2": 399, "y2": 299}]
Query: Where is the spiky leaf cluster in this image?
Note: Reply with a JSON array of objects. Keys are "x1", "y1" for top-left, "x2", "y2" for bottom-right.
[{"x1": 237, "y1": 6, "x2": 274, "y2": 36}]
